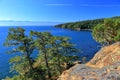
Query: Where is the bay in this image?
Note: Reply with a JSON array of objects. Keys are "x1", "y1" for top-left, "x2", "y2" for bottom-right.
[{"x1": 0, "y1": 26, "x2": 100, "y2": 79}]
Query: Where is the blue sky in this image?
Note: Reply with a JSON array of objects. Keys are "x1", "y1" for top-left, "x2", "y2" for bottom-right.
[{"x1": 0, "y1": 0, "x2": 120, "y2": 22}]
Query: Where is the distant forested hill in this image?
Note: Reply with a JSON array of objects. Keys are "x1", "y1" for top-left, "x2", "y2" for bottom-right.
[{"x1": 55, "y1": 16, "x2": 120, "y2": 31}]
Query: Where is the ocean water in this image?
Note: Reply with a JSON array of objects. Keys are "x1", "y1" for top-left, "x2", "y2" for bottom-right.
[{"x1": 0, "y1": 26, "x2": 100, "y2": 79}]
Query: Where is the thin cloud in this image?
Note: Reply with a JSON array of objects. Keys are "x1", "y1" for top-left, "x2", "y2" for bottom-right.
[
  {"x1": 79, "y1": 4, "x2": 120, "y2": 7},
  {"x1": 45, "y1": 3, "x2": 120, "y2": 7},
  {"x1": 45, "y1": 3, "x2": 72, "y2": 6}
]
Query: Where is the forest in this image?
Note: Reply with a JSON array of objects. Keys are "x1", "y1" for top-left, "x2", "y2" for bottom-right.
[{"x1": 55, "y1": 16, "x2": 120, "y2": 31}]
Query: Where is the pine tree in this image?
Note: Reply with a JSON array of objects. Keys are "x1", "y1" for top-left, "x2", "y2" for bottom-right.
[
  {"x1": 4, "y1": 28, "x2": 43, "y2": 80},
  {"x1": 92, "y1": 18, "x2": 120, "y2": 45}
]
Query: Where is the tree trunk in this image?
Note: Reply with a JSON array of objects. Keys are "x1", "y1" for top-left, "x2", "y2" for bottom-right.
[{"x1": 44, "y1": 51, "x2": 51, "y2": 78}]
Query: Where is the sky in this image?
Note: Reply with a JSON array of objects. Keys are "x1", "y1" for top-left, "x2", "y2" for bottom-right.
[{"x1": 0, "y1": 0, "x2": 120, "y2": 22}]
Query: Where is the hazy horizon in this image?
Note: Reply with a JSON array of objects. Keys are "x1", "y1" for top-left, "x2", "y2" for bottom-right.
[
  {"x1": 0, "y1": 16, "x2": 120, "y2": 26},
  {"x1": 0, "y1": 21, "x2": 62, "y2": 26}
]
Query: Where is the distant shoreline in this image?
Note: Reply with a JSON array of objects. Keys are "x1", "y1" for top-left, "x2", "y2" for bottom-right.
[
  {"x1": 79, "y1": 29, "x2": 92, "y2": 32},
  {"x1": 0, "y1": 25, "x2": 55, "y2": 27},
  {"x1": 55, "y1": 26, "x2": 92, "y2": 32},
  {"x1": 55, "y1": 16, "x2": 120, "y2": 32}
]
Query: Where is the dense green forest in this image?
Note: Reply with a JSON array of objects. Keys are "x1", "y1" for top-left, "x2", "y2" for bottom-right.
[{"x1": 55, "y1": 16, "x2": 120, "y2": 31}]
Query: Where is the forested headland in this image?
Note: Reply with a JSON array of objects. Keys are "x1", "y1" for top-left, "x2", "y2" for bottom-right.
[{"x1": 55, "y1": 16, "x2": 120, "y2": 31}]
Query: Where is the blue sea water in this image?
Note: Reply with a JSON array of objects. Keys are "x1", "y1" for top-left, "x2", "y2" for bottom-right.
[{"x1": 0, "y1": 26, "x2": 100, "y2": 79}]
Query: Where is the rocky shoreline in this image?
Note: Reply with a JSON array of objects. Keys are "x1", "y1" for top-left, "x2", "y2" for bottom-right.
[{"x1": 58, "y1": 42, "x2": 120, "y2": 80}]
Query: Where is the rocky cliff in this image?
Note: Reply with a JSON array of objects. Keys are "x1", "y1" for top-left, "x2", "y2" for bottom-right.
[{"x1": 58, "y1": 42, "x2": 120, "y2": 80}]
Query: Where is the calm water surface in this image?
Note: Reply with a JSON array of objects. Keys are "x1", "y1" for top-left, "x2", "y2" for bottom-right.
[{"x1": 0, "y1": 26, "x2": 100, "y2": 79}]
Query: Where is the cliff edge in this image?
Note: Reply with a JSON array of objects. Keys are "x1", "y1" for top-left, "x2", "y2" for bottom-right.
[{"x1": 58, "y1": 42, "x2": 120, "y2": 80}]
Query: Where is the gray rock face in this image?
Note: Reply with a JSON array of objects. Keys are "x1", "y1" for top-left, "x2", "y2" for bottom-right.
[
  {"x1": 58, "y1": 42, "x2": 120, "y2": 80},
  {"x1": 58, "y1": 63, "x2": 120, "y2": 80}
]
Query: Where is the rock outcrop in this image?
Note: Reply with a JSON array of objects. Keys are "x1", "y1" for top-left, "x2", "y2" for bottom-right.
[{"x1": 58, "y1": 42, "x2": 120, "y2": 80}]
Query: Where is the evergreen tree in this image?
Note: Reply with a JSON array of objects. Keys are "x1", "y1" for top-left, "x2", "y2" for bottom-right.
[
  {"x1": 5, "y1": 28, "x2": 79, "y2": 80},
  {"x1": 30, "y1": 31, "x2": 52, "y2": 79},
  {"x1": 4, "y1": 28, "x2": 44, "y2": 80},
  {"x1": 92, "y1": 18, "x2": 120, "y2": 45}
]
